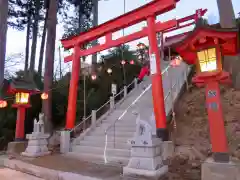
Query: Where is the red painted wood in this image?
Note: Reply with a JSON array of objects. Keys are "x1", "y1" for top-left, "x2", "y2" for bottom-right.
[
  {"x1": 65, "y1": 46, "x2": 81, "y2": 129},
  {"x1": 147, "y1": 16, "x2": 167, "y2": 129},
  {"x1": 64, "y1": 20, "x2": 177, "y2": 62},
  {"x1": 164, "y1": 22, "x2": 194, "y2": 33},
  {"x1": 61, "y1": 0, "x2": 177, "y2": 49},
  {"x1": 15, "y1": 107, "x2": 26, "y2": 140},
  {"x1": 192, "y1": 71, "x2": 230, "y2": 154}
]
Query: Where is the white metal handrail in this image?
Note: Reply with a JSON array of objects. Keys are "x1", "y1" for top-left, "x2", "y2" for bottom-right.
[
  {"x1": 70, "y1": 78, "x2": 136, "y2": 134},
  {"x1": 104, "y1": 63, "x2": 191, "y2": 163},
  {"x1": 104, "y1": 65, "x2": 171, "y2": 135}
]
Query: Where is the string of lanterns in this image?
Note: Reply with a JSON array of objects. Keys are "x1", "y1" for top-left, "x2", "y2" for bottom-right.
[
  {"x1": 0, "y1": 58, "x2": 137, "y2": 109},
  {"x1": 91, "y1": 59, "x2": 136, "y2": 80}
]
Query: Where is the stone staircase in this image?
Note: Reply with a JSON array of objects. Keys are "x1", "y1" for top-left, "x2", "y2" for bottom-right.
[
  {"x1": 65, "y1": 62, "x2": 190, "y2": 166},
  {"x1": 66, "y1": 78, "x2": 153, "y2": 166}
]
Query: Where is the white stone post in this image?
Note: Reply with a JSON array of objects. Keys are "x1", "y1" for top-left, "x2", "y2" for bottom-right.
[
  {"x1": 60, "y1": 130, "x2": 70, "y2": 154},
  {"x1": 185, "y1": 68, "x2": 189, "y2": 91},
  {"x1": 134, "y1": 78, "x2": 138, "y2": 89},
  {"x1": 124, "y1": 85, "x2": 127, "y2": 98},
  {"x1": 110, "y1": 96, "x2": 115, "y2": 110},
  {"x1": 33, "y1": 119, "x2": 38, "y2": 133},
  {"x1": 91, "y1": 110, "x2": 97, "y2": 128}
]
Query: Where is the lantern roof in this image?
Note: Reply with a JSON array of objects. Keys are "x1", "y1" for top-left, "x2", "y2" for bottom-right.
[
  {"x1": 8, "y1": 78, "x2": 40, "y2": 94},
  {"x1": 170, "y1": 23, "x2": 239, "y2": 65}
]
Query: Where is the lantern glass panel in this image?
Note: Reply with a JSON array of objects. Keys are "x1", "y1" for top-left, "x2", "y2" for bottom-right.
[
  {"x1": 197, "y1": 48, "x2": 217, "y2": 72},
  {"x1": 15, "y1": 92, "x2": 29, "y2": 104}
]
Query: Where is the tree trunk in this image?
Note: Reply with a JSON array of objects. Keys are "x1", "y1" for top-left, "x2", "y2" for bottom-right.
[
  {"x1": 91, "y1": 0, "x2": 98, "y2": 73},
  {"x1": 0, "y1": 0, "x2": 8, "y2": 95},
  {"x1": 29, "y1": 0, "x2": 41, "y2": 75},
  {"x1": 217, "y1": 0, "x2": 240, "y2": 89},
  {"x1": 42, "y1": 0, "x2": 57, "y2": 133},
  {"x1": 38, "y1": 8, "x2": 49, "y2": 76},
  {"x1": 24, "y1": 10, "x2": 31, "y2": 75}
]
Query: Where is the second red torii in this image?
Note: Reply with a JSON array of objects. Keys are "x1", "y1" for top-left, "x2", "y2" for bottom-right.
[{"x1": 63, "y1": 8, "x2": 207, "y2": 63}]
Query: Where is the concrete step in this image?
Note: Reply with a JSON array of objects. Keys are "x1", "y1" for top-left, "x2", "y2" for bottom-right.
[
  {"x1": 72, "y1": 145, "x2": 130, "y2": 157},
  {"x1": 78, "y1": 140, "x2": 131, "y2": 149},
  {"x1": 95, "y1": 126, "x2": 136, "y2": 132},
  {"x1": 99, "y1": 120, "x2": 137, "y2": 127},
  {"x1": 66, "y1": 152, "x2": 129, "y2": 166},
  {"x1": 84, "y1": 135, "x2": 130, "y2": 143},
  {"x1": 92, "y1": 130, "x2": 134, "y2": 137}
]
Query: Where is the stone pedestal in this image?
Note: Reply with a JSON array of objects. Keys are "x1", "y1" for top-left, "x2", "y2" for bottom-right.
[
  {"x1": 21, "y1": 133, "x2": 50, "y2": 157},
  {"x1": 123, "y1": 117, "x2": 168, "y2": 179},
  {"x1": 7, "y1": 141, "x2": 27, "y2": 155},
  {"x1": 21, "y1": 114, "x2": 50, "y2": 158},
  {"x1": 60, "y1": 131, "x2": 70, "y2": 153},
  {"x1": 202, "y1": 158, "x2": 240, "y2": 180}
]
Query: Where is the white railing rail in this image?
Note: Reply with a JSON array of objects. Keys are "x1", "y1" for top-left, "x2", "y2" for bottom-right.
[
  {"x1": 104, "y1": 62, "x2": 191, "y2": 163},
  {"x1": 70, "y1": 78, "x2": 138, "y2": 135}
]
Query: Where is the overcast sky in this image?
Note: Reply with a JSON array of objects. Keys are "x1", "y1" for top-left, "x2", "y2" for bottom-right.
[{"x1": 5, "y1": 0, "x2": 240, "y2": 70}]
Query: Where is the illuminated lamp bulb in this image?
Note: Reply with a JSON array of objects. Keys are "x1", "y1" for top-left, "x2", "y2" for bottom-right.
[
  {"x1": 130, "y1": 60, "x2": 134, "y2": 65},
  {"x1": 107, "y1": 68, "x2": 112, "y2": 74},
  {"x1": 0, "y1": 100, "x2": 7, "y2": 108},
  {"x1": 121, "y1": 60, "x2": 126, "y2": 65},
  {"x1": 41, "y1": 92, "x2": 48, "y2": 100},
  {"x1": 91, "y1": 74, "x2": 97, "y2": 80}
]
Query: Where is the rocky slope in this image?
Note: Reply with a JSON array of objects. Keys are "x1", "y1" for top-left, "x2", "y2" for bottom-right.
[{"x1": 166, "y1": 85, "x2": 240, "y2": 180}]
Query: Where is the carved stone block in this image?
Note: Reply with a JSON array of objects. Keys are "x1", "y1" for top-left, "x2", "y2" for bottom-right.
[{"x1": 123, "y1": 115, "x2": 168, "y2": 179}]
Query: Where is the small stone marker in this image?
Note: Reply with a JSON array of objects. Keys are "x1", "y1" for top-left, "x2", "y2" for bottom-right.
[{"x1": 21, "y1": 113, "x2": 50, "y2": 157}]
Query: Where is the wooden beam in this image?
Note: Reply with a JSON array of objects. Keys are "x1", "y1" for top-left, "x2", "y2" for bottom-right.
[
  {"x1": 64, "y1": 19, "x2": 177, "y2": 62},
  {"x1": 61, "y1": 0, "x2": 177, "y2": 49}
]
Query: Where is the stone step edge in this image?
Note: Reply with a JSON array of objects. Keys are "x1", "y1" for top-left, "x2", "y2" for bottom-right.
[
  {"x1": 2, "y1": 158, "x2": 102, "y2": 180},
  {"x1": 66, "y1": 152, "x2": 129, "y2": 166},
  {"x1": 73, "y1": 145, "x2": 130, "y2": 154}
]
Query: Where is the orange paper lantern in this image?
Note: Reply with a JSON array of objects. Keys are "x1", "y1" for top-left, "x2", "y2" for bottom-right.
[
  {"x1": 0, "y1": 100, "x2": 7, "y2": 108},
  {"x1": 41, "y1": 92, "x2": 49, "y2": 100}
]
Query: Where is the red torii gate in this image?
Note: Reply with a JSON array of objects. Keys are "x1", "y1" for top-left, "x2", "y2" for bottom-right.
[{"x1": 61, "y1": 0, "x2": 206, "y2": 140}]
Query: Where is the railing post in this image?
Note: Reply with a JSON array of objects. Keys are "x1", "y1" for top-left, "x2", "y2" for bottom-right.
[
  {"x1": 124, "y1": 85, "x2": 127, "y2": 98},
  {"x1": 91, "y1": 110, "x2": 97, "y2": 129},
  {"x1": 110, "y1": 96, "x2": 115, "y2": 110},
  {"x1": 134, "y1": 78, "x2": 138, "y2": 89},
  {"x1": 60, "y1": 130, "x2": 70, "y2": 154}
]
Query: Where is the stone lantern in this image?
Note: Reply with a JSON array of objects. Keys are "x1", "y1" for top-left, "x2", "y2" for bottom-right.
[
  {"x1": 174, "y1": 24, "x2": 240, "y2": 180},
  {"x1": 8, "y1": 79, "x2": 39, "y2": 141}
]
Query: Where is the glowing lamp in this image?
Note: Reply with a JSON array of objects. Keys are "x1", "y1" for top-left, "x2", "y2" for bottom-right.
[
  {"x1": 0, "y1": 100, "x2": 7, "y2": 108},
  {"x1": 107, "y1": 68, "x2": 112, "y2": 74},
  {"x1": 121, "y1": 60, "x2": 126, "y2": 65},
  {"x1": 41, "y1": 92, "x2": 49, "y2": 100},
  {"x1": 15, "y1": 92, "x2": 30, "y2": 105},
  {"x1": 197, "y1": 48, "x2": 218, "y2": 73},
  {"x1": 130, "y1": 60, "x2": 135, "y2": 65},
  {"x1": 91, "y1": 74, "x2": 97, "y2": 80}
]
